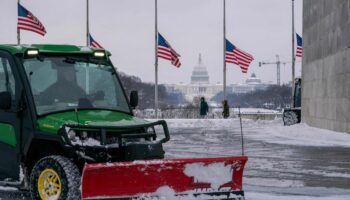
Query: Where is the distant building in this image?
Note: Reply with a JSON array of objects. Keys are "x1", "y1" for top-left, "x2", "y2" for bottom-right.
[
  {"x1": 165, "y1": 55, "x2": 274, "y2": 102},
  {"x1": 190, "y1": 55, "x2": 209, "y2": 84},
  {"x1": 165, "y1": 54, "x2": 222, "y2": 102},
  {"x1": 230, "y1": 73, "x2": 271, "y2": 94}
]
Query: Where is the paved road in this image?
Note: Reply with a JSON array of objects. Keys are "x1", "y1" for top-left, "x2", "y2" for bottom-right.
[{"x1": 1, "y1": 119, "x2": 350, "y2": 199}]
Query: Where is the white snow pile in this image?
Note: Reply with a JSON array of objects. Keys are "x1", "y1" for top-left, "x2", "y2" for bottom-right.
[
  {"x1": 254, "y1": 120, "x2": 350, "y2": 147},
  {"x1": 184, "y1": 162, "x2": 232, "y2": 189},
  {"x1": 138, "y1": 186, "x2": 236, "y2": 200},
  {"x1": 71, "y1": 137, "x2": 101, "y2": 146},
  {"x1": 148, "y1": 186, "x2": 176, "y2": 200}
]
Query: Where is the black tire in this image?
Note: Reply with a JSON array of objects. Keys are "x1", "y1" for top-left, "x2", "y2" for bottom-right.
[
  {"x1": 30, "y1": 155, "x2": 80, "y2": 200},
  {"x1": 283, "y1": 111, "x2": 298, "y2": 126}
]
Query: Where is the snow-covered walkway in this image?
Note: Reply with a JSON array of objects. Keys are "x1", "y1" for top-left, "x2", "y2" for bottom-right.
[{"x1": 165, "y1": 118, "x2": 350, "y2": 148}]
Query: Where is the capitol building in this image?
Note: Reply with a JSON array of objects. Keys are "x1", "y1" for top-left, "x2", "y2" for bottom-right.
[
  {"x1": 165, "y1": 55, "x2": 222, "y2": 102},
  {"x1": 230, "y1": 73, "x2": 272, "y2": 94},
  {"x1": 165, "y1": 54, "x2": 272, "y2": 103}
]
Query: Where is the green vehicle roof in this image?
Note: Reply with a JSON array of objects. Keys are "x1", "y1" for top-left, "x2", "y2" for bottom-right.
[{"x1": 0, "y1": 44, "x2": 111, "y2": 56}]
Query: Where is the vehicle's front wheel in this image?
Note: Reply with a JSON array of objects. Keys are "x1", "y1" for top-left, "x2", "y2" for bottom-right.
[
  {"x1": 30, "y1": 155, "x2": 80, "y2": 200},
  {"x1": 283, "y1": 111, "x2": 299, "y2": 126}
]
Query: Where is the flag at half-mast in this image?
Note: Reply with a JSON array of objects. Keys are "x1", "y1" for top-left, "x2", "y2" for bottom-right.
[
  {"x1": 225, "y1": 39, "x2": 254, "y2": 73},
  {"x1": 296, "y1": 33, "x2": 303, "y2": 57},
  {"x1": 89, "y1": 34, "x2": 103, "y2": 49},
  {"x1": 157, "y1": 33, "x2": 181, "y2": 68},
  {"x1": 18, "y1": 3, "x2": 46, "y2": 36}
]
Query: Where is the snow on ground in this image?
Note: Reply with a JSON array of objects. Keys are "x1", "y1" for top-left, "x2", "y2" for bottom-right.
[
  {"x1": 157, "y1": 118, "x2": 350, "y2": 199},
  {"x1": 163, "y1": 118, "x2": 350, "y2": 147},
  {"x1": 1, "y1": 117, "x2": 350, "y2": 200},
  {"x1": 249, "y1": 120, "x2": 350, "y2": 147},
  {"x1": 246, "y1": 192, "x2": 350, "y2": 200}
]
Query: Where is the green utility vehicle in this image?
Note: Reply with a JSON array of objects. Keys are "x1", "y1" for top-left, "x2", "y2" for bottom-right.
[
  {"x1": 0, "y1": 44, "x2": 168, "y2": 199},
  {"x1": 0, "y1": 44, "x2": 247, "y2": 200}
]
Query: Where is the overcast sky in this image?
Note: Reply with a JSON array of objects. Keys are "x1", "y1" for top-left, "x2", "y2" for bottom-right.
[{"x1": 0, "y1": 0, "x2": 302, "y2": 85}]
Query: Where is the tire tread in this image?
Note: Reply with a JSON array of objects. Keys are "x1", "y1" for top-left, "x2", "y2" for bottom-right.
[{"x1": 30, "y1": 155, "x2": 81, "y2": 200}]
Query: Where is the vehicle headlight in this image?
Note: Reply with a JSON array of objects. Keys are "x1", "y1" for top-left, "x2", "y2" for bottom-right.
[{"x1": 146, "y1": 127, "x2": 155, "y2": 134}]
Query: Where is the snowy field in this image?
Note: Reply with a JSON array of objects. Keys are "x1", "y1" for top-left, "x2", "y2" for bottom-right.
[{"x1": 1, "y1": 118, "x2": 350, "y2": 199}]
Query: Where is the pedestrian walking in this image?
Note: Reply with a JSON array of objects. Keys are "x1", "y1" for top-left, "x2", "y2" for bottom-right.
[
  {"x1": 199, "y1": 97, "x2": 209, "y2": 118},
  {"x1": 222, "y1": 100, "x2": 230, "y2": 119}
]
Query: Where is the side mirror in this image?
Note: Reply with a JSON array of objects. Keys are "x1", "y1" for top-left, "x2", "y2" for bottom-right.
[
  {"x1": 129, "y1": 91, "x2": 138, "y2": 109},
  {"x1": 0, "y1": 91, "x2": 11, "y2": 110}
]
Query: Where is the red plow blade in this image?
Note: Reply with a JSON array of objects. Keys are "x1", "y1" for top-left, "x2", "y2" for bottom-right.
[{"x1": 81, "y1": 156, "x2": 248, "y2": 199}]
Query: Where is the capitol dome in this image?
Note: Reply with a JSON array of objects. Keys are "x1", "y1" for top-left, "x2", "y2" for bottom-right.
[
  {"x1": 190, "y1": 54, "x2": 209, "y2": 84},
  {"x1": 245, "y1": 73, "x2": 262, "y2": 84}
]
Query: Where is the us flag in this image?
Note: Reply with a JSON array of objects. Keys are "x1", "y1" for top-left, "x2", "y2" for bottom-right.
[
  {"x1": 296, "y1": 33, "x2": 303, "y2": 57},
  {"x1": 157, "y1": 33, "x2": 181, "y2": 68},
  {"x1": 89, "y1": 34, "x2": 103, "y2": 49},
  {"x1": 225, "y1": 39, "x2": 254, "y2": 73},
  {"x1": 18, "y1": 3, "x2": 46, "y2": 36}
]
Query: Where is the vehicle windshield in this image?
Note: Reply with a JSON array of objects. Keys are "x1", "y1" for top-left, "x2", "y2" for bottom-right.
[{"x1": 23, "y1": 56, "x2": 130, "y2": 115}]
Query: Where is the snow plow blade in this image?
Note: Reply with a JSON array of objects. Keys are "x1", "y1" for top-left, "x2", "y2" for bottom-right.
[{"x1": 81, "y1": 156, "x2": 247, "y2": 199}]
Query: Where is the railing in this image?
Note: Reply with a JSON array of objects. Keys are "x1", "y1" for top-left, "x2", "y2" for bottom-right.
[{"x1": 134, "y1": 108, "x2": 282, "y2": 120}]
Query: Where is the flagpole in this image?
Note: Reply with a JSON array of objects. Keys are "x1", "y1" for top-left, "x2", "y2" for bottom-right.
[
  {"x1": 17, "y1": 0, "x2": 20, "y2": 45},
  {"x1": 155, "y1": 0, "x2": 159, "y2": 118},
  {"x1": 86, "y1": 0, "x2": 90, "y2": 94},
  {"x1": 223, "y1": 0, "x2": 227, "y2": 100},
  {"x1": 86, "y1": 0, "x2": 90, "y2": 46},
  {"x1": 291, "y1": 0, "x2": 295, "y2": 106}
]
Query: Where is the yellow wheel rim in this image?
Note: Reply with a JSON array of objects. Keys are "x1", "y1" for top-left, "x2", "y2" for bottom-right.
[{"x1": 38, "y1": 169, "x2": 62, "y2": 200}]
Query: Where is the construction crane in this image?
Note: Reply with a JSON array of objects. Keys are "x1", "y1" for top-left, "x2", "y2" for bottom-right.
[{"x1": 258, "y1": 55, "x2": 287, "y2": 86}]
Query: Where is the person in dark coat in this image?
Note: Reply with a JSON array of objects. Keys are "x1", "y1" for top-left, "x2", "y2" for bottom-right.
[
  {"x1": 199, "y1": 97, "x2": 209, "y2": 118},
  {"x1": 222, "y1": 100, "x2": 230, "y2": 119},
  {"x1": 40, "y1": 60, "x2": 86, "y2": 105}
]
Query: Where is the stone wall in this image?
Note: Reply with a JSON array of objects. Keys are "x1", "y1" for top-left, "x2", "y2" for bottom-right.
[{"x1": 302, "y1": 0, "x2": 350, "y2": 133}]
